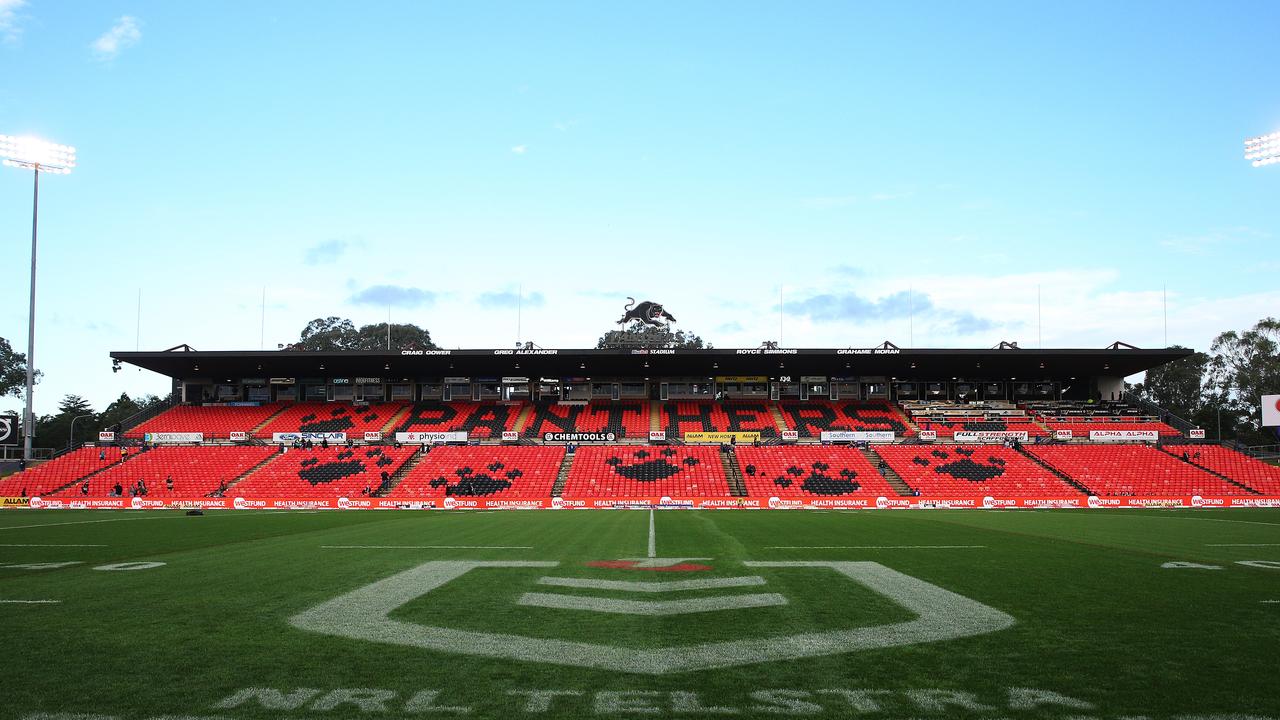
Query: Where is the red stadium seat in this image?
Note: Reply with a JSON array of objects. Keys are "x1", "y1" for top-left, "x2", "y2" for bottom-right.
[
  {"x1": 0, "y1": 447, "x2": 121, "y2": 497},
  {"x1": 1028, "y1": 445, "x2": 1245, "y2": 496},
  {"x1": 876, "y1": 445, "x2": 1081, "y2": 496},
  {"x1": 562, "y1": 446, "x2": 730, "y2": 498},
  {"x1": 232, "y1": 445, "x2": 418, "y2": 498},
  {"x1": 126, "y1": 403, "x2": 284, "y2": 439},
  {"x1": 53, "y1": 445, "x2": 277, "y2": 497},
  {"x1": 661, "y1": 401, "x2": 779, "y2": 438},
  {"x1": 524, "y1": 400, "x2": 649, "y2": 440},
  {"x1": 736, "y1": 446, "x2": 899, "y2": 498},
  {"x1": 395, "y1": 401, "x2": 524, "y2": 439},
  {"x1": 779, "y1": 400, "x2": 915, "y2": 438},
  {"x1": 388, "y1": 446, "x2": 565, "y2": 499}
]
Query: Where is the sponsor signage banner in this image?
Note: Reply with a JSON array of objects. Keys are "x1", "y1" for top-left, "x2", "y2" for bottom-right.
[
  {"x1": 1189, "y1": 428, "x2": 1206, "y2": 439},
  {"x1": 144, "y1": 432, "x2": 204, "y2": 444},
  {"x1": 1261, "y1": 394, "x2": 1280, "y2": 427},
  {"x1": 9, "y1": 495, "x2": 1280, "y2": 511},
  {"x1": 714, "y1": 375, "x2": 767, "y2": 383},
  {"x1": 97, "y1": 431, "x2": 116, "y2": 442},
  {"x1": 501, "y1": 431, "x2": 519, "y2": 442},
  {"x1": 543, "y1": 431, "x2": 617, "y2": 442},
  {"x1": 354, "y1": 377, "x2": 382, "y2": 384},
  {"x1": 269, "y1": 377, "x2": 296, "y2": 385},
  {"x1": 917, "y1": 430, "x2": 937, "y2": 442},
  {"x1": 0, "y1": 414, "x2": 17, "y2": 446},
  {"x1": 272, "y1": 432, "x2": 347, "y2": 443},
  {"x1": 330, "y1": 378, "x2": 351, "y2": 385},
  {"x1": 953, "y1": 431, "x2": 1028, "y2": 443},
  {"x1": 649, "y1": 430, "x2": 667, "y2": 442},
  {"x1": 395, "y1": 431, "x2": 468, "y2": 444},
  {"x1": 781, "y1": 430, "x2": 799, "y2": 442},
  {"x1": 820, "y1": 430, "x2": 894, "y2": 443},
  {"x1": 229, "y1": 431, "x2": 248, "y2": 441},
  {"x1": 683, "y1": 431, "x2": 761, "y2": 443},
  {"x1": 442, "y1": 377, "x2": 471, "y2": 384},
  {"x1": 363, "y1": 431, "x2": 383, "y2": 441},
  {"x1": 1053, "y1": 429, "x2": 1074, "y2": 441},
  {"x1": 501, "y1": 377, "x2": 529, "y2": 384},
  {"x1": 1088, "y1": 429, "x2": 1158, "y2": 442}
]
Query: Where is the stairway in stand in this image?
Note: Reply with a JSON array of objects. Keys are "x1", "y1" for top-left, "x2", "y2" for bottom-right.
[
  {"x1": 251, "y1": 405, "x2": 290, "y2": 436},
  {"x1": 374, "y1": 447, "x2": 427, "y2": 497},
  {"x1": 221, "y1": 451, "x2": 283, "y2": 494},
  {"x1": 861, "y1": 447, "x2": 914, "y2": 496},
  {"x1": 768, "y1": 403, "x2": 790, "y2": 435},
  {"x1": 512, "y1": 403, "x2": 535, "y2": 435},
  {"x1": 551, "y1": 451, "x2": 575, "y2": 496},
  {"x1": 379, "y1": 404, "x2": 413, "y2": 436},
  {"x1": 721, "y1": 451, "x2": 747, "y2": 496}
]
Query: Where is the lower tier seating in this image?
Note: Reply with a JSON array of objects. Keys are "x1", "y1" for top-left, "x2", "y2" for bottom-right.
[
  {"x1": 523, "y1": 401, "x2": 649, "y2": 439},
  {"x1": 562, "y1": 446, "x2": 730, "y2": 497},
  {"x1": 875, "y1": 445, "x2": 1081, "y2": 496},
  {"x1": 735, "y1": 446, "x2": 899, "y2": 498},
  {"x1": 126, "y1": 403, "x2": 283, "y2": 439},
  {"x1": 232, "y1": 445, "x2": 418, "y2": 497},
  {"x1": 780, "y1": 400, "x2": 914, "y2": 437},
  {"x1": 387, "y1": 446, "x2": 565, "y2": 499},
  {"x1": 56, "y1": 446, "x2": 277, "y2": 497},
  {"x1": 1169, "y1": 446, "x2": 1279, "y2": 494},
  {"x1": 0, "y1": 447, "x2": 121, "y2": 497},
  {"x1": 1028, "y1": 445, "x2": 1245, "y2": 496}
]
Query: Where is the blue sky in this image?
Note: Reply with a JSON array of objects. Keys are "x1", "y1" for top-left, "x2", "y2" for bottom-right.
[{"x1": 1, "y1": 0, "x2": 1278, "y2": 414}]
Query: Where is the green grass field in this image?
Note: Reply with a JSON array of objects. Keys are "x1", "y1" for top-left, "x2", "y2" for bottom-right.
[{"x1": 2, "y1": 508, "x2": 1279, "y2": 720}]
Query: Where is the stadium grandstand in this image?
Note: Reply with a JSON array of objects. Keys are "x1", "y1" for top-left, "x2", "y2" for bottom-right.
[{"x1": 2, "y1": 342, "x2": 1277, "y2": 509}]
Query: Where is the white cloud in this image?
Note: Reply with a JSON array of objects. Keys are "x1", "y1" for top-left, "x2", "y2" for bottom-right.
[
  {"x1": 510, "y1": 145, "x2": 527, "y2": 155},
  {"x1": 1160, "y1": 226, "x2": 1270, "y2": 256},
  {"x1": 91, "y1": 16, "x2": 142, "y2": 62},
  {"x1": 801, "y1": 190, "x2": 913, "y2": 209},
  {"x1": 0, "y1": 0, "x2": 27, "y2": 43}
]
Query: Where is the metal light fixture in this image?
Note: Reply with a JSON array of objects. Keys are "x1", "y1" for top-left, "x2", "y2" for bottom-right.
[{"x1": 0, "y1": 135, "x2": 76, "y2": 461}]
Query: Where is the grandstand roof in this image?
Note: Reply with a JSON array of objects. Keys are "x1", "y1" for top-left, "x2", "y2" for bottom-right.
[{"x1": 111, "y1": 346, "x2": 1192, "y2": 381}]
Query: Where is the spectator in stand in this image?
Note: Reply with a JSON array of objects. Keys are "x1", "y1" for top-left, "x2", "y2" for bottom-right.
[
  {"x1": 81, "y1": 481, "x2": 90, "y2": 495},
  {"x1": 19, "y1": 487, "x2": 26, "y2": 497},
  {"x1": 99, "y1": 449, "x2": 106, "y2": 461},
  {"x1": 321, "y1": 437, "x2": 328, "y2": 449},
  {"x1": 165, "y1": 475, "x2": 174, "y2": 492},
  {"x1": 112, "y1": 482, "x2": 123, "y2": 497},
  {"x1": 121, "y1": 446, "x2": 130, "y2": 461}
]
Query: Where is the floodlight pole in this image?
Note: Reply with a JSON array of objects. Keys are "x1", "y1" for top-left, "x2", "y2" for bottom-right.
[{"x1": 23, "y1": 166, "x2": 39, "y2": 461}]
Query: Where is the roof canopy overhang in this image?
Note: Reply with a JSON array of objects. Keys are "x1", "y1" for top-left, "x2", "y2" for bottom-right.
[{"x1": 111, "y1": 346, "x2": 1194, "y2": 382}]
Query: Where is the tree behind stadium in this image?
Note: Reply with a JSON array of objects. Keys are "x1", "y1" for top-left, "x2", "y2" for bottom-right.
[
  {"x1": 596, "y1": 324, "x2": 711, "y2": 349},
  {"x1": 0, "y1": 336, "x2": 37, "y2": 399},
  {"x1": 286, "y1": 317, "x2": 440, "y2": 351}
]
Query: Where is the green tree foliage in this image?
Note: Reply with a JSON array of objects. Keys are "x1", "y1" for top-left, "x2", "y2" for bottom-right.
[
  {"x1": 597, "y1": 324, "x2": 711, "y2": 349},
  {"x1": 0, "y1": 336, "x2": 37, "y2": 398},
  {"x1": 1128, "y1": 346, "x2": 1209, "y2": 420},
  {"x1": 33, "y1": 394, "x2": 96, "y2": 449},
  {"x1": 287, "y1": 317, "x2": 439, "y2": 351},
  {"x1": 1208, "y1": 317, "x2": 1280, "y2": 445}
]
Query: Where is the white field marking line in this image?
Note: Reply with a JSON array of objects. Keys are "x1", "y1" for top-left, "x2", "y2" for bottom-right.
[
  {"x1": 1261, "y1": 600, "x2": 1280, "y2": 604},
  {"x1": 536, "y1": 576, "x2": 767, "y2": 593},
  {"x1": 321, "y1": 545, "x2": 532, "y2": 550},
  {"x1": 0, "y1": 516, "x2": 174, "y2": 531},
  {"x1": 0, "y1": 543, "x2": 106, "y2": 547},
  {"x1": 0, "y1": 600, "x2": 61, "y2": 604},
  {"x1": 517, "y1": 591, "x2": 788, "y2": 615},
  {"x1": 762, "y1": 540, "x2": 983, "y2": 545},
  {"x1": 1207, "y1": 543, "x2": 1280, "y2": 547},
  {"x1": 1097, "y1": 513, "x2": 1280, "y2": 527},
  {"x1": 648, "y1": 509, "x2": 656, "y2": 558}
]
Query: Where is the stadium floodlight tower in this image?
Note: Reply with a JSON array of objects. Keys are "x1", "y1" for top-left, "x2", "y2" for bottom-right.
[
  {"x1": 0, "y1": 135, "x2": 76, "y2": 461},
  {"x1": 1244, "y1": 130, "x2": 1280, "y2": 167}
]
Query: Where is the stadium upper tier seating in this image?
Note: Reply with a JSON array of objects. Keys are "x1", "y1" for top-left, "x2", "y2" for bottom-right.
[
  {"x1": 1170, "y1": 446, "x2": 1280, "y2": 494},
  {"x1": 1042, "y1": 419, "x2": 1181, "y2": 437},
  {"x1": 125, "y1": 403, "x2": 284, "y2": 439},
  {"x1": 562, "y1": 446, "x2": 730, "y2": 497},
  {"x1": 56, "y1": 445, "x2": 277, "y2": 497},
  {"x1": 1028, "y1": 445, "x2": 1247, "y2": 496},
  {"x1": 232, "y1": 445, "x2": 418, "y2": 498},
  {"x1": 780, "y1": 400, "x2": 915, "y2": 437},
  {"x1": 387, "y1": 446, "x2": 565, "y2": 499},
  {"x1": 875, "y1": 445, "x2": 1081, "y2": 496},
  {"x1": 662, "y1": 401, "x2": 779, "y2": 439},
  {"x1": 256, "y1": 402, "x2": 408, "y2": 436},
  {"x1": 912, "y1": 417, "x2": 1047, "y2": 437},
  {"x1": 0, "y1": 447, "x2": 121, "y2": 496},
  {"x1": 523, "y1": 400, "x2": 650, "y2": 439},
  {"x1": 395, "y1": 401, "x2": 524, "y2": 439},
  {"x1": 735, "y1": 446, "x2": 899, "y2": 498}
]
